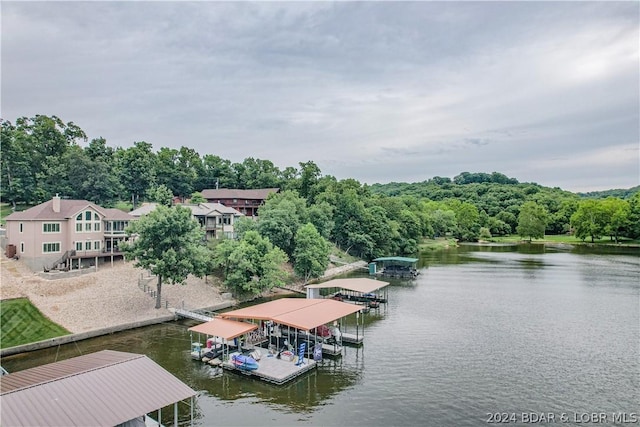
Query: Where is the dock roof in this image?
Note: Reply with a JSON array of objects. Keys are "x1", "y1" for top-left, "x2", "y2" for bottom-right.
[
  {"x1": 306, "y1": 278, "x2": 390, "y2": 294},
  {"x1": 0, "y1": 350, "x2": 196, "y2": 427},
  {"x1": 220, "y1": 298, "x2": 362, "y2": 331},
  {"x1": 188, "y1": 317, "x2": 258, "y2": 340},
  {"x1": 373, "y1": 256, "x2": 419, "y2": 263}
]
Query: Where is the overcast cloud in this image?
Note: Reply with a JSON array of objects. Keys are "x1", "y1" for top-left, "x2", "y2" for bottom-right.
[{"x1": 2, "y1": 1, "x2": 638, "y2": 192}]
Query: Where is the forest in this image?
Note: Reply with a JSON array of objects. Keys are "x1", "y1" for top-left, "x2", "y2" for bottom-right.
[{"x1": 2, "y1": 114, "x2": 640, "y2": 262}]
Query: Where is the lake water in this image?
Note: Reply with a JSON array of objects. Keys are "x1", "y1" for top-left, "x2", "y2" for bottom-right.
[{"x1": 3, "y1": 244, "x2": 639, "y2": 426}]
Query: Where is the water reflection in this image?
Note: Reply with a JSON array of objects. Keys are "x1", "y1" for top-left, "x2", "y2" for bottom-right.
[{"x1": 3, "y1": 244, "x2": 639, "y2": 426}]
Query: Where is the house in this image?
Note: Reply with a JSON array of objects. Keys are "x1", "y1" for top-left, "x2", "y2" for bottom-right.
[
  {"x1": 200, "y1": 188, "x2": 279, "y2": 217},
  {"x1": 129, "y1": 202, "x2": 244, "y2": 240},
  {"x1": 3, "y1": 195, "x2": 133, "y2": 272}
]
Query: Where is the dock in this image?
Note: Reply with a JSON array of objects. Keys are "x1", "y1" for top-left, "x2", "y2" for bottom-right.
[
  {"x1": 174, "y1": 308, "x2": 213, "y2": 322},
  {"x1": 222, "y1": 351, "x2": 317, "y2": 385},
  {"x1": 340, "y1": 332, "x2": 364, "y2": 345}
]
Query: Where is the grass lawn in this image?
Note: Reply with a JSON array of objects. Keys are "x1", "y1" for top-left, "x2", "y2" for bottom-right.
[
  {"x1": 0, "y1": 298, "x2": 70, "y2": 349},
  {"x1": 418, "y1": 237, "x2": 459, "y2": 251}
]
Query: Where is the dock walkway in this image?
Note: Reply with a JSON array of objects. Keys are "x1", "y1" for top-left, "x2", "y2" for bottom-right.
[{"x1": 222, "y1": 352, "x2": 317, "y2": 385}]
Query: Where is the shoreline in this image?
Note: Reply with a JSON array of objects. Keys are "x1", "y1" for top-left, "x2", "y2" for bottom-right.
[{"x1": 0, "y1": 257, "x2": 369, "y2": 356}]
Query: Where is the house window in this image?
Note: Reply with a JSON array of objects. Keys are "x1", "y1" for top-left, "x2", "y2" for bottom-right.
[
  {"x1": 75, "y1": 210, "x2": 101, "y2": 233},
  {"x1": 94, "y1": 241, "x2": 101, "y2": 250},
  {"x1": 76, "y1": 242, "x2": 83, "y2": 251},
  {"x1": 43, "y1": 223, "x2": 61, "y2": 233},
  {"x1": 20, "y1": 242, "x2": 24, "y2": 253},
  {"x1": 43, "y1": 242, "x2": 61, "y2": 253},
  {"x1": 85, "y1": 241, "x2": 91, "y2": 251},
  {"x1": 19, "y1": 223, "x2": 23, "y2": 233}
]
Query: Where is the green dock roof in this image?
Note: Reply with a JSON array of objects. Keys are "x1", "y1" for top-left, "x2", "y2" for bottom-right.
[{"x1": 372, "y1": 257, "x2": 419, "y2": 263}]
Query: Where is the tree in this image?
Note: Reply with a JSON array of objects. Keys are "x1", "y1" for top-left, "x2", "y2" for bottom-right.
[
  {"x1": 298, "y1": 160, "x2": 322, "y2": 203},
  {"x1": 516, "y1": 201, "x2": 548, "y2": 242},
  {"x1": 213, "y1": 231, "x2": 288, "y2": 295},
  {"x1": 293, "y1": 223, "x2": 330, "y2": 284},
  {"x1": 257, "y1": 190, "x2": 308, "y2": 256},
  {"x1": 601, "y1": 197, "x2": 630, "y2": 243},
  {"x1": 122, "y1": 205, "x2": 208, "y2": 308},
  {"x1": 115, "y1": 142, "x2": 156, "y2": 208},
  {"x1": 190, "y1": 192, "x2": 206, "y2": 204},
  {"x1": 147, "y1": 184, "x2": 174, "y2": 206},
  {"x1": 571, "y1": 200, "x2": 607, "y2": 243}
]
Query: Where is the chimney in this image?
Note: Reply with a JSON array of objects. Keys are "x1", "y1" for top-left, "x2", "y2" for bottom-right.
[{"x1": 52, "y1": 194, "x2": 61, "y2": 213}]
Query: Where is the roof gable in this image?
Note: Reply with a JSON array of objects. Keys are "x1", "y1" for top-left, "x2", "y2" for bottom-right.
[{"x1": 4, "y1": 199, "x2": 107, "y2": 221}]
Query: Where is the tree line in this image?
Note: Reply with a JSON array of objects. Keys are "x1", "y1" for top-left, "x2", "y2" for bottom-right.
[{"x1": 3, "y1": 114, "x2": 639, "y2": 255}]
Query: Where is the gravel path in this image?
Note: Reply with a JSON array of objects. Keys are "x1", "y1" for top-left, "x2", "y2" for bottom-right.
[{"x1": 1, "y1": 256, "x2": 229, "y2": 333}]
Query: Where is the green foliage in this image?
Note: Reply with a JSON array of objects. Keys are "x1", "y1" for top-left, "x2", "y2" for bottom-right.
[
  {"x1": 516, "y1": 201, "x2": 548, "y2": 242},
  {"x1": 122, "y1": 205, "x2": 208, "y2": 308},
  {"x1": 601, "y1": 197, "x2": 631, "y2": 243},
  {"x1": 479, "y1": 227, "x2": 492, "y2": 241},
  {"x1": 147, "y1": 184, "x2": 174, "y2": 206},
  {"x1": 571, "y1": 200, "x2": 608, "y2": 243},
  {"x1": 114, "y1": 141, "x2": 156, "y2": 208},
  {"x1": 1, "y1": 298, "x2": 70, "y2": 348},
  {"x1": 293, "y1": 223, "x2": 330, "y2": 283},
  {"x1": 190, "y1": 191, "x2": 206, "y2": 204},
  {"x1": 257, "y1": 191, "x2": 308, "y2": 256},
  {"x1": 213, "y1": 231, "x2": 288, "y2": 295},
  {"x1": 233, "y1": 216, "x2": 258, "y2": 239}
]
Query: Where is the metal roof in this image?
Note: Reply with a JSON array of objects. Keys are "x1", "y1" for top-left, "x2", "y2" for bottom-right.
[
  {"x1": 188, "y1": 317, "x2": 258, "y2": 340},
  {"x1": 220, "y1": 298, "x2": 362, "y2": 331},
  {"x1": 0, "y1": 350, "x2": 196, "y2": 427},
  {"x1": 306, "y1": 278, "x2": 390, "y2": 293},
  {"x1": 372, "y1": 256, "x2": 419, "y2": 263}
]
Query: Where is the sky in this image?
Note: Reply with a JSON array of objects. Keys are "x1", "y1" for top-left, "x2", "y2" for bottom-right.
[{"x1": 2, "y1": 1, "x2": 638, "y2": 192}]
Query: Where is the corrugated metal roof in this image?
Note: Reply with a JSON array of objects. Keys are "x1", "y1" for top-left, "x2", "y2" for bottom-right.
[
  {"x1": 220, "y1": 298, "x2": 362, "y2": 331},
  {"x1": 306, "y1": 278, "x2": 390, "y2": 293},
  {"x1": 0, "y1": 350, "x2": 195, "y2": 427},
  {"x1": 188, "y1": 318, "x2": 258, "y2": 340}
]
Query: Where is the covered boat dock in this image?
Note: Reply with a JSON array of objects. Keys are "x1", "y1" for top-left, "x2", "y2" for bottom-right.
[
  {"x1": 372, "y1": 256, "x2": 420, "y2": 278},
  {"x1": 221, "y1": 298, "x2": 365, "y2": 355},
  {"x1": 0, "y1": 350, "x2": 196, "y2": 427},
  {"x1": 306, "y1": 277, "x2": 390, "y2": 309},
  {"x1": 188, "y1": 298, "x2": 364, "y2": 384}
]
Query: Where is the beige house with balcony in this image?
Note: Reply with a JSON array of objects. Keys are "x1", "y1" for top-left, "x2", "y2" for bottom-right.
[
  {"x1": 3, "y1": 195, "x2": 133, "y2": 272},
  {"x1": 128, "y1": 202, "x2": 244, "y2": 240}
]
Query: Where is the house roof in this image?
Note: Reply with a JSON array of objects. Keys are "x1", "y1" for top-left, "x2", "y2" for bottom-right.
[
  {"x1": 128, "y1": 203, "x2": 159, "y2": 217},
  {"x1": 220, "y1": 298, "x2": 362, "y2": 331},
  {"x1": 4, "y1": 198, "x2": 104, "y2": 221},
  {"x1": 201, "y1": 188, "x2": 279, "y2": 200},
  {"x1": 102, "y1": 207, "x2": 135, "y2": 221},
  {"x1": 188, "y1": 317, "x2": 258, "y2": 340},
  {"x1": 306, "y1": 278, "x2": 390, "y2": 294},
  {"x1": 130, "y1": 202, "x2": 243, "y2": 218},
  {"x1": 0, "y1": 350, "x2": 196, "y2": 427},
  {"x1": 189, "y1": 203, "x2": 243, "y2": 217}
]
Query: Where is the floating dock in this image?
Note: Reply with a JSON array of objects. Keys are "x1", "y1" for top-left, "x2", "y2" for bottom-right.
[{"x1": 222, "y1": 351, "x2": 317, "y2": 385}]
